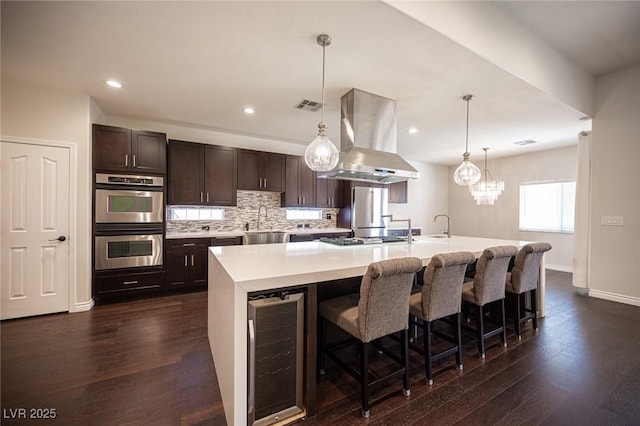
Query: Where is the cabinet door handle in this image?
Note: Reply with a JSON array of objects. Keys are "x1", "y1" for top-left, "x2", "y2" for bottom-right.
[
  {"x1": 191, "y1": 254, "x2": 194, "y2": 266},
  {"x1": 259, "y1": 178, "x2": 262, "y2": 188},
  {"x1": 264, "y1": 178, "x2": 267, "y2": 188},
  {"x1": 132, "y1": 154, "x2": 136, "y2": 168},
  {"x1": 182, "y1": 243, "x2": 196, "y2": 247},
  {"x1": 206, "y1": 192, "x2": 209, "y2": 203},
  {"x1": 184, "y1": 255, "x2": 188, "y2": 267},
  {"x1": 200, "y1": 192, "x2": 204, "y2": 203},
  {"x1": 122, "y1": 280, "x2": 138, "y2": 285},
  {"x1": 124, "y1": 154, "x2": 129, "y2": 167}
]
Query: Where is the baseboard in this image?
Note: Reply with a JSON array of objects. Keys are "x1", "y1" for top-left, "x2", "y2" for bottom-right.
[
  {"x1": 588, "y1": 289, "x2": 640, "y2": 307},
  {"x1": 72, "y1": 299, "x2": 95, "y2": 312},
  {"x1": 546, "y1": 264, "x2": 572, "y2": 273}
]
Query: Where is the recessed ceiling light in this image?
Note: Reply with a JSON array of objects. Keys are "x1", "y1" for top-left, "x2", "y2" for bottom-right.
[
  {"x1": 243, "y1": 107, "x2": 255, "y2": 114},
  {"x1": 407, "y1": 127, "x2": 418, "y2": 134},
  {"x1": 105, "y1": 80, "x2": 122, "y2": 88}
]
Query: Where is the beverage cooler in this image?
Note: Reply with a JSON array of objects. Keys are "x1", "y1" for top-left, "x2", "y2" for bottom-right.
[{"x1": 247, "y1": 293, "x2": 305, "y2": 425}]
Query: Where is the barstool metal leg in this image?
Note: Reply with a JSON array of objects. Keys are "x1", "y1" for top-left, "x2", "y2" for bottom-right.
[{"x1": 360, "y1": 342, "x2": 370, "y2": 418}]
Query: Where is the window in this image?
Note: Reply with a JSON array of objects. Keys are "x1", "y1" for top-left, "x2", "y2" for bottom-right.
[
  {"x1": 519, "y1": 181, "x2": 575, "y2": 233},
  {"x1": 167, "y1": 206, "x2": 224, "y2": 221},
  {"x1": 286, "y1": 209, "x2": 323, "y2": 220}
]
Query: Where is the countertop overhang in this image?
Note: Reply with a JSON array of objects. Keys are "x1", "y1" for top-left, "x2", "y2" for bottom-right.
[{"x1": 209, "y1": 235, "x2": 533, "y2": 293}]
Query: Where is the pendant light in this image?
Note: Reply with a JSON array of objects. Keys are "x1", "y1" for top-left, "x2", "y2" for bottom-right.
[
  {"x1": 304, "y1": 34, "x2": 339, "y2": 172},
  {"x1": 453, "y1": 95, "x2": 481, "y2": 186},
  {"x1": 470, "y1": 147, "x2": 504, "y2": 205}
]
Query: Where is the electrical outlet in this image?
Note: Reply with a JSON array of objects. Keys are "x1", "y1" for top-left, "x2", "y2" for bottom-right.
[
  {"x1": 601, "y1": 216, "x2": 624, "y2": 226},
  {"x1": 326, "y1": 213, "x2": 332, "y2": 220}
]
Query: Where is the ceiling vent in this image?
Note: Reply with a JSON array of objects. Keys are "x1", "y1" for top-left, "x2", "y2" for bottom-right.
[
  {"x1": 513, "y1": 139, "x2": 537, "y2": 146},
  {"x1": 295, "y1": 99, "x2": 322, "y2": 112}
]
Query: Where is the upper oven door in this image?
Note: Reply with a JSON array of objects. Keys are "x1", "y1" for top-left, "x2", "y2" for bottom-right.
[{"x1": 95, "y1": 188, "x2": 163, "y2": 224}]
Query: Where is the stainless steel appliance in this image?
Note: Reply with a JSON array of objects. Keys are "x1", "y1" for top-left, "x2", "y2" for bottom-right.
[
  {"x1": 248, "y1": 293, "x2": 305, "y2": 426},
  {"x1": 352, "y1": 186, "x2": 389, "y2": 237},
  {"x1": 94, "y1": 172, "x2": 164, "y2": 271},
  {"x1": 95, "y1": 173, "x2": 164, "y2": 224},
  {"x1": 95, "y1": 232, "x2": 163, "y2": 270},
  {"x1": 319, "y1": 236, "x2": 407, "y2": 245}
]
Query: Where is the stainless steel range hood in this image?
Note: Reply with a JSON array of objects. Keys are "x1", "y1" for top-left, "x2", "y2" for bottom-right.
[{"x1": 317, "y1": 88, "x2": 419, "y2": 184}]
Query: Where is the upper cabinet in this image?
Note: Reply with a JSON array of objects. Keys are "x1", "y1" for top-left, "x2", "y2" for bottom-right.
[
  {"x1": 316, "y1": 178, "x2": 345, "y2": 208},
  {"x1": 93, "y1": 124, "x2": 166, "y2": 174},
  {"x1": 167, "y1": 140, "x2": 237, "y2": 206},
  {"x1": 237, "y1": 149, "x2": 285, "y2": 192},
  {"x1": 388, "y1": 181, "x2": 408, "y2": 204},
  {"x1": 282, "y1": 155, "x2": 316, "y2": 207}
]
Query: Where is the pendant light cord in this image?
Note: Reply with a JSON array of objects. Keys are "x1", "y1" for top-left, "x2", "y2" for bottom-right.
[
  {"x1": 465, "y1": 97, "x2": 470, "y2": 154},
  {"x1": 321, "y1": 42, "x2": 326, "y2": 125}
]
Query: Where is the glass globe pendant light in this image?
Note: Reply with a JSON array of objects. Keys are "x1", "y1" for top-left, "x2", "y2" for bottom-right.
[
  {"x1": 304, "y1": 34, "x2": 339, "y2": 172},
  {"x1": 470, "y1": 147, "x2": 505, "y2": 205},
  {"x1": 453, "y1": 95, "x2": 481, "y2": 186}
]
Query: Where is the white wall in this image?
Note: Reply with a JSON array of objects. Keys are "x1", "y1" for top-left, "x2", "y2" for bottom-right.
[
  {"x1": 388, "y1": 160, "x2": 449, "y2": 233},
  {"x1": 1, "y1": 83, "x2": 95, "y2": 311},
  {"x1": 589, "y1": 63, "x2": 640, "y2": 304},
  {"x1": 448, "y1": 146, "x2": 577, "y2": 271}
]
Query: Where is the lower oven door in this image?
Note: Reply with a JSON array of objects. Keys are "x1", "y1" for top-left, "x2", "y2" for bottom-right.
[{"x1": 95, "y1": 234, "x2": 163, "y2": 270}]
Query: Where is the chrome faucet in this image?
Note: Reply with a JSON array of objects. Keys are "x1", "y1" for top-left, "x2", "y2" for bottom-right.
[
  {"x1": 433, "y1": 214, "x2": 451, "y2": 238},
  {"x1": 257, "y1": 205, "x2": 267, "y2": 231},
  {"x1": 381, "y1": 214, "x2": 413, "y2": 245}
]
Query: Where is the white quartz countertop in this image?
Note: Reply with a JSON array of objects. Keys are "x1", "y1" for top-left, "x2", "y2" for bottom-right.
[
  {"x1": 209, "y1": 235, "x2": 532, "y2": 293},
  {"x1": 166, "y1": 227, "x2": 352, "y2": 239}
]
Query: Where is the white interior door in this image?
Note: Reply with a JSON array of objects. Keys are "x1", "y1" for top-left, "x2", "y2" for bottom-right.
[{"x1": 1, "y1": 141, "x2": 70, "y2": 320}]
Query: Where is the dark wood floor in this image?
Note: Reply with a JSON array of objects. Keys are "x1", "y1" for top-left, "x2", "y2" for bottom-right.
[{"x1": 2, "y1": 271, "x2": 640, "y2": 425}]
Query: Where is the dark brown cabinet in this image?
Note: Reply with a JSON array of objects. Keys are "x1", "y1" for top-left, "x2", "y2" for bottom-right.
[
  {"x1": 237, "y1": 150, "x2": 285, "y2": 192},
  {"x1": 93, "y1": 124, "x2": 166, "y2": 174},
  {"x1": 283, "y1": 155, "x2": 316, "y2": 207},
  {"x1": 166, "y1": 239, "x2": 209, "y2": 289},
  {"x1": 168, "y1": 140, "x2": 237, "y2": 206},
  {"x1": 166, "y1": 236, "x2": 242, "y2": 290},
  {"x1": 94, "y1": 270, "x2": 165, "y2": 299},
  {"x1": 388, "y1": 181, "x2": 408, "y2": 204},
  {"x1": 316, "y1": 178, "x2": 344, "y2": 208}
]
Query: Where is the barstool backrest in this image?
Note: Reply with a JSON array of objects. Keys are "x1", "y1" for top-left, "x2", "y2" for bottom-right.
[
  {"x1": 510, "y1": 243, "x2": 552, "y2": 293},
  {"x1": 471, "y1": 246, "x2": 519, "y2": 306},
  {"x1": 420, "y1": 252, "x2": 476, "y2": 321},
  {"x1": 358, "y1": 257, "x2": 423, "y2": 342}
]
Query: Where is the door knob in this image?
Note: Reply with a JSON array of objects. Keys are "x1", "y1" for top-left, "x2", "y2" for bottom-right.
[{"x1": 49, "y1": 236, "x2": 66, "y2": 242}]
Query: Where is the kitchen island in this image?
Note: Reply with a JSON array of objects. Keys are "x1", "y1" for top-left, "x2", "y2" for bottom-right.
[{"x1": 207, "y1": 235, "x2": 543, "y2": 425}]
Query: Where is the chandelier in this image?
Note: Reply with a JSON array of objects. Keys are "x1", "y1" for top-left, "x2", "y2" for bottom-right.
[
  {"x1": 453, "y1": 95, "x2": 481, "y2": 186},
  {"x1": 469, "y1": 147, "x2": 504, "y2": 205},
  {"x1": 304, "y1": 34, "x2": 339, "y2": 172}
]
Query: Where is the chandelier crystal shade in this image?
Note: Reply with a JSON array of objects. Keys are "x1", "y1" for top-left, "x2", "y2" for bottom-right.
[
  {"x1": 304, "y1": 34, "x2": 339, "y2": 172},
  {"x1": 469, "y1": 148, "x2": 504, "y2": 205},
  {"x1": 453, "y1": 95, "x2": 481, "y2": 186}
]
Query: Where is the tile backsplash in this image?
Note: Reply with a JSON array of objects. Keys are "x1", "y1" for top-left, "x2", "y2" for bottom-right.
[{"x1": 167, "y1": 190, "x2": 340, "y2": 233}]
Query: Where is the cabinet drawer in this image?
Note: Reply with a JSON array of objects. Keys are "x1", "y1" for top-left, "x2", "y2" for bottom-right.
[
  {"x1": 166, "y1": 238, "x2": 209, "y2": 251},
  {"x1": 211, "y1": 236, "x2": 243, "y2": 246},
  {"x1": 95, "y1": 270, "x2": 165, "y2": 296}
]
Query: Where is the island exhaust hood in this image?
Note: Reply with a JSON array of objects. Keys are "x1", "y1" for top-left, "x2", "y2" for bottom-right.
[{"x1": 317, "y1": 88, "x2": 419, "y2": 184}]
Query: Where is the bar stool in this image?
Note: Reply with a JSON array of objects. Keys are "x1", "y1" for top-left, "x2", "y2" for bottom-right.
[
  {"x1": 408, "y1": 251, "x2": 476, "y2": 385},
  {"x1": 505, "y1": 242, "x2": 552, "y2": 339},
  {"x1": 462, "y1": 246, "x2": 518, "y2": 358},
  {"x1": 318, "y1": 257, "x2": 423, "y2": 418}
]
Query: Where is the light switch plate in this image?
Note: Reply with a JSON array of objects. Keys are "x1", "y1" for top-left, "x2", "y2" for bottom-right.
[{"x1": 601, "y1": 216, "x2": 624, "y2": 226}]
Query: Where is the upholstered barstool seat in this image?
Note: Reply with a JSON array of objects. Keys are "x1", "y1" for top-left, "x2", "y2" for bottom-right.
[
  {"x1": 408, "y1": 251, "x2": 476, "y2": 385},
  {"x1": 505, "y1": 242, "x2": 552, "y2": 339},
  {"x1": 462, "y1": 245, "x2": 518, "y2": 358},
  {"x1": 318, "y1": 257, "x2": 423, "y2": 418}
]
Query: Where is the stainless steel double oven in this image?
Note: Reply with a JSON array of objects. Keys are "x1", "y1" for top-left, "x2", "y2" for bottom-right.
[{"x1": 94, "y1": 173, "x2": 164, "y2": 271}]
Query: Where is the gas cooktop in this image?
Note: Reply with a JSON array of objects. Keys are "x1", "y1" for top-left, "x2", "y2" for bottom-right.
[{"x1": 319, "y1": 236, "x2": 408, "y2": 246}]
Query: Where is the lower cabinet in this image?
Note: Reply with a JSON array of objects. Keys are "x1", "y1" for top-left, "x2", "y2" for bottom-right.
[
  {"x1": 94, "y1": 269, "x2": 166, "y2": 299},
  {"x1": 166, "y1": 236, "x2": 243, "y2": 290}
]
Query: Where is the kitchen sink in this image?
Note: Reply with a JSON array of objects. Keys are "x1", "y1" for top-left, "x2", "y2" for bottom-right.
[{"x1": 244, "y1": 231, "x2": 288, "y2": 245}]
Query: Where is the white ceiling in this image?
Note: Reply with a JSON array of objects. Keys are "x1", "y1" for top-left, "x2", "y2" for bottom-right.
[{"x1": 2, "y1": 1, "x2": 638, "y2": 165}]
